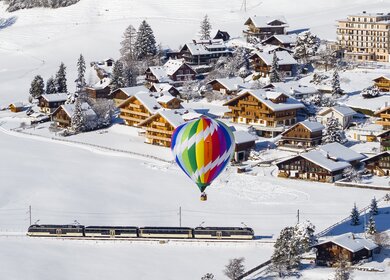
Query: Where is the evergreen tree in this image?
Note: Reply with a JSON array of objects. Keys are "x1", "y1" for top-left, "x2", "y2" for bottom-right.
[
  {"x1": 111, "y1": 60, "x2": 126, "y2": 91},
  {"x1": 45, "y1": 76, "x2": 56, "y2": 94},
  {"x1": 29, "y1": 75, "x2": 45, "y2": 99},
  {"x1": 350, "y1": 203, "x2": 360, "y2": 226},
  {"x1": 223, "y1": 258, "x2": 245, "y2": 280},
  {"x1": 333, "y1": 256, "x2": 352, "y2": 280},
  {"x1": 120, "y1": 24, "x2": 137, "y2": 65},
  {"x1": 71, "y1": 98, "x2": 85, "y2": 133},
  {"x1": 201, "y1": 273, "x2": 215, "y2": 280},
  {"x1": 199, "y1": 15, "x2": 212, "y2": 40},
  {"x1": 134, "y1": 20, "x2": 157, "y2": 60},
  {"x1": 124, "y1": 65, "x2": 137, "y2": 87},
  {"x1": 293, "y1": 31, "x2": 320, "y2": 64},
  {"x1": 342, "y1": 167, "x2": 362, "y2": 183},
  {"x1": 323, "y1": 117, "x2": 346, "y2": 144},
  {"x1": 370, "y1": 197, "x2": 378, "y2": 215},
  {"x1": 269, "y1": 52, "x2": 282, "y2": 82},
  {"x1": 55, "y1": 62, "x2": 67, "y2": 93},
  {"x1": 366, "y1": 215, "x2": 377, "y2": 235},
  {"x1": 76, "y1": 54, "x2": 86, "y2": 93},
  {"x1": 331, "y1": 69, "x2": 342, "y2": 96}
]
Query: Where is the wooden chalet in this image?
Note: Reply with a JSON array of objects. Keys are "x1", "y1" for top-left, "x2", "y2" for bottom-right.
[
  {"x1": 261, "y1": 34, "x2": 297, "y2": 48},
  {"x1": 38, "y1": 93, "x2": 67, "y2": 114},
  {"x1": 51, "y1": 103, "x2": 96, "y2": 128},
  {"x1": 278, "y1": 121, "x2": 324, "y2": 149},
  {"x1": 145, "y1": 59, "x2": 196, "y2": 85},
  {"x1": 373, "y1": 76, "x2": 390, "y2": 91},
  {"x1": 250, "y1": 51, "x2": 297, "y2": 77},
  {"x1": 232, "y1": 131, "x2": 256, "y2": 162},
  {"x1": 375, "y1": 106, "x2": 390, "y2": 130},
  {"x1": 118, "y1": 93, "x2": 162, "y2": 127},
  {"x1": 104, "y1": 58, "x2": 114, "y2": 67},
  {"x1": 149, "y1": 83, "x2": 180, "y2": 97},
  {"x1": 179, "y1": 40, "x2": 232, "y2": 65},
  {"x1": 212, "y1": 30, "x2": 230, "y2": 41},
  {"x1": 378, "y1": 130, "x2": 390, "y2": 151},
  {"x1": 9, "y1": 102, "x2": 24, "y2": 113},
  {"x1": 207, "y1": 77, "x2": 247, "y2": 95},
  {"x1": 85, "y1": 78, "x2": 111, "y2": 99},
  {"x1": 362, "y1": 151, "x2": 390, "y2": 176},
  {"x1": 313, "y1": 233, "x2": 378, "y2": 267},
  {"x1": 154, "y1": 93, "x2": 182, "y2": 109},
  {"x1": 223, "y1": 90, "x2": 304, "y2": 137},
  {"x1": 110, "y1": 86, "x2": 149, "y2": 107},
  {"x1": 243, "y1": 16, "x2": 288, "y2": 40}
]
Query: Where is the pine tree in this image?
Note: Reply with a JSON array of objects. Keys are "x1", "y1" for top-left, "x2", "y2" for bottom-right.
[
  {"x1": 71, "y1": 98, "x2": 85, "y2": 133},
  {"x1": 134, "y1": 20, "x2": 157, "y2": 60},
  {"x1": 331, "y1": 69, "x2": 342, "y2": 97},
  {"x1": 111, "y1": 60, "x2": 126, "y2": 91},
  {"x1": 199, "y1": 15, "x2": 212, "y2": 40},
  {"x1": 322, "y1": 117, "x2": 346, "y2": 144},
  {"x1": 370, "y1": 197, "x2": 378, "y2": 215},
  {"x1": 350, "y1": 203, "x2": 360, "y2": 226},
  {"x1": 366, "y1": 215, "x2": 377, "y2": 235},
  {"x1": 124, "y1": 65, "x2": 137, "y2": 87},
  {"x1": 45, "y1": 76, "x2": 56, "y2": 94},
  {"x1": 120, "y1": 24, "x2": 137, "y2": 65},
  {"x1": 223, "y1": 258, "x2": 245, "y2": 280},
  {"x1": 293, "y1": 31, "x2": 320, "y2": 64},
  {"x1": 55, "y1": 62, "x2": 67, "y2": 93},
  {"x1": 269, "y1": 52, "x2": 282, "y2": 82},
  {"x1": 76, "y1": 54, "x2": 86, "y2": 93},
  {"x1": 29, "y1": 75, "x2": 45, "y2": 99}
]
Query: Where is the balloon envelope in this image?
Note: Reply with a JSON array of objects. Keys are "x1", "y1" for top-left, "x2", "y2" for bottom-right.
[{"x1": 171, "y1": 117, "x2": 235, "y2": 192}]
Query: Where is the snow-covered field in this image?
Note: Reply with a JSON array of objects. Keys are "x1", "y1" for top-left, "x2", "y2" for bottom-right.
[{"x1": 1, "y1": 0, "x2": 390, "y2": 279}]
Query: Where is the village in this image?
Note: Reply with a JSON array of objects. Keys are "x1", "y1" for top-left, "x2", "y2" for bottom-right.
[{"x1": 1, "y1": 2, "x2": 390, "y2": 279}]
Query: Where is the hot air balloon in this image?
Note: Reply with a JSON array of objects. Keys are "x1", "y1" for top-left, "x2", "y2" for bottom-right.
[{"x1": 171, "y1": 116, "x2": 235, "y2": 201}]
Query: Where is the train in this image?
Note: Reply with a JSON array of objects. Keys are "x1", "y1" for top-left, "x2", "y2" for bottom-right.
[{"x1": 27, "y1": 224, "x2": 255, "y2": 240}]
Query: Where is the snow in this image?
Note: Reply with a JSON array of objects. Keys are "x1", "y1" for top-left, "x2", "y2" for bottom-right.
[
  {"x1": 245, "y1": 15, "x2": 289, "y2": 28},
  {"x1": 208, "y1": 77, "x2": 247, "y2": 91},
  {"x1": 316, "y1": 232, "x2": 378, "y2": 253},
  {"x1": 319, "y1": 105, "x2": 356, "y2": 118},
  {"x1": 252, "y1": 50, "x2": 297, "y2": 66},
  {"x1": 302, "y1": 150, "x2": 351, "y2": 172},
  {"x1": 299, "y1": 121, "x2": 325, "y2": 133},
  {"x1": 233, "y1": 130, "x2": 257, "y2": 144},
  {"x1": 320, "y1": 142, "x2": 366, "y2": 163},
  {"x1": 263, "y1": 34, "x2": 298, "y2": 44},
  {"x1": 39, "y1": 93, "x2": 68, "y2": 102}
]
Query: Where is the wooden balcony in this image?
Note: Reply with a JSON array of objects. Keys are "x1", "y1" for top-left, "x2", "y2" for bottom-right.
[
  {"x1": 120, "y1": 115, "x2": 143, "y2": 123},
  {"x1": 120, "y1": 108, "x2": 150, "y2": 117},
  {"x1": 240, "y1": 100, "x2": 259, "y2": 106},
  {"x1": 145, "y1": 134, "x2": 172, "y2": 142},
  {"x1": 376, "y1": 120, "x2": 390, "y2": 126},
  {"x1": 129, "y1": 103, "x2": 141, "y2": 109},
  {"x1": 145, "y1": 127, "x2": 174, "y2": 134}
]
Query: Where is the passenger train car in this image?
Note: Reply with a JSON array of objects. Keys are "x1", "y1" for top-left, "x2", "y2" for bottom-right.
[{"x1": 27, "y1": 225, "x2": 255, "y2": 240}]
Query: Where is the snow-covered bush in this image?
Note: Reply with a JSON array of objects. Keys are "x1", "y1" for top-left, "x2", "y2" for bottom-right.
[
  {"x1": 223, "y1": 258, "x2": 245, "y2": 280},
  {"x1": 361, "y1": 85, "x2": 380, "y2": 99},
  {"x1": 323, "y1": 117, "x2": 347, "y2": 144},
  {"x1": 6, "y1": 0, "x2": 80, "y2": 12}
]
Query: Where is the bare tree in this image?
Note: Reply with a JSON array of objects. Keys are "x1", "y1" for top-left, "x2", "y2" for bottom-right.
[
  {"x1": 333, "y1": 256, "x2": 353, "y2": 280},
  {"x1": 224, "y1": 258, "x2": 245, "y2": 280}
]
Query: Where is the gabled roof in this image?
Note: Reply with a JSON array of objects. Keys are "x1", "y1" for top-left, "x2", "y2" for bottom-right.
[
  {"x1": 148, "y1": 66, "x2": 172, "y2": 83},
  {"x1": 118, "y1": 92, "x2": 162, "y2": 114},
  {"x1": 164, "y1": 59, "x2": 193, "y2": 76},
  {"x1": 375, "y1": 106, "x2": 390, "y2": 115},
  {"x1": 373, "y1": 75, "x2": 390, "y2": 82},
  {"x1": 362, "y1": 151, "x2": 390, "y2": 163},
  {"x1": 138, "y1": 108, "x2": 201, "y2": 128},
  {"x1": 224, "y1": 89, "x2": 305, "y2": 112},
  {"x1": 282, "y1": 121, "x2": 324, "y2": 135},
  {"x1": 302, "y1": 151, "x2": 351, "y2": 172},
  {"x1": 263, "y1": 82, "x2": 318, "y2": 97},
  {"x1": 377, "y1": 129, "x2": 390, "y2": 138},
  {"x1": 233, "y1": 131, "x2": 257, "y2": 144},
  {"x1": 40, "y1": 93, "x2": 68, "y2": 103},
  {"x1": 181, "y1": 42, "x2": 231, "y2": 56},
  {"x1": 9, "y1": 102, "x2": 24, "y2": 108},
  {"x1": 111, "y1": 86, "x2": 149, "y2": 98},
  {"x1": 315, "y1": 233, "x2": 378, "y2": 253},
  {"x1": 91, "y1": 78, "x2": 111, "y2": 90},
  {"x1": 150, "y1": 83, "x2": 176, "y2": 92},
  {"x1": 54, "y1": 102, "x2": 97, "y2": 119},
  {"x1": 319, "y1": 142, "x2": 365, "y2": 162},
  {"x1": 244, "y1": 15, "x2": 288, "y2": 28},
  {"x1": 207, "y1": 77, "x2": 247, "y2": 91},
  {"x1": 318, "y1": 106, "x2": 356, "y2": 117},
  {"x1": 262, "y1": 34, "x2": 297, "y2": 45},
  {"x1": 251, "y1": 50, "x2": 297, "y2": 66}
]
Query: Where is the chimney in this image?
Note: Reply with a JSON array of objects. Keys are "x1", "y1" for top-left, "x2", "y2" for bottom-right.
[{"x1": 362, "y1": 11, "x2": 366, "y2": 14}]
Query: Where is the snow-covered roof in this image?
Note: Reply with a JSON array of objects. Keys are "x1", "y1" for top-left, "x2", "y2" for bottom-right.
[
  {"x1": 375, "y1": 105, "x2": 390, "y2": 115},
  {"x1": 139, "y1": 108, "x2": 201, "y2": 128},
  {"x1": 135, "y1": 93, "x2": 162, "y2": 114},
  {"x1": 262, "y1": 34, "x2": 297, "y2": 44},
  {"x1": 302, "y1": 151, "x2": 351, "y2": 172},
  {"x1": 40, "y1": 93, "x2": 68, "y2": 103},
  {"x1": 245, "y1": 15, "x2": 288, "y2": 28},
  {"x1": 148, "y1": 66, "x2": 172, "y2": 83},
  {"x1": 158, "y1": 110, "x2": 186, "y2": 128},
  {"x1": 156, "y1": 94, "x2": 176, "y2": 104},
  {"x1": 319, "y1": 106, "x2": 356, "y2": 117},
  {"x1": 151, "y1": 83, "x2": 176, "y2": 92},
  {"x1": 10, "y1": 102, "x2": 24, "y2": 108},
  {"x1": 164, "y1": 59, "x2": 187, "y2": 76},
  {"x1": 299, "y1": 121, "x2": 325, "y2": 132},
  {"x1": 252, "y1": 50, "x2": 297, "y2": 66},
  {"x1": 115, "y1": 86, "x2": 149, "y2": 98},
  {"x1": 362, "y1": 151, "x2": 390, "y2": 163},
  {"x1": 319, "y1": 142, "x2": 365, "y2": 163},
  {"x1": 264, "y1": 82, "x2": 318, "y2": 97},
  {"x1": 92, "y1": 78, "x2": 111, "y2": 89},
  {"x1": 60, "y1": 103, "x2": 97, "y2": 119},
  {"x1": 373, "y1": 75, "x2": 390, "y2": 82},
  {"x1": 208, "y1": 77, "x2": 247, "y2": 91},
  {"x1": 316, "y1": 233, "x2": 378, "y2": 253},
  {"x1": 233, "y1": 131, "x2": 257, "y2": 144},
  {"x1": 182, "y1": 42, "x2": 231, "y2": 56}
]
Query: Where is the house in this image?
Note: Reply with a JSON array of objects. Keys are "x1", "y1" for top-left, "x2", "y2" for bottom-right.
[
  {"x1": 318, "y1": 106, "x2": 357, "y2": 129},
  {"x1": 38, "y1": 93, "x2": 68, "y2": 114},
  {"x1": 249, "y1": 51, "x2": 297, "y2": 77},
  {"x1": 110, "y1": 86, "x2": 149, "y2": 106},
  {"x1": 153, "y1": 92, "x2": 182, "y2": 109},
  {"x1": 313, "y1": 233, "x2": 378, "y2": 266},
  {"x1": 261, "y1": 34, "x2": 297, "y2": 48},
  {"x1": 145, "y1": 59, "x2": 196, "y2": 85},
  {"x1": 378, "y1": 130, "x2": 390, "y2": 151},
  {"x1": 212, "y1": 30, "x2": 230, "y2": 41},
  {"x1": 278, "y1": 121, "x2": 324, "y2": 149},
  {"x1": 52, "y1": 103, "x2": 97, "y2": 128},
  {"x1": 362, "y1": 151, "x2": 390, "y2": 176},
  {"x1": 374, "y1": 105, "x2": 390, "y2": 130},
  {"x1": 117, "y1": 93, "x2": 162, "y2": 127},
  {"x1": 347, "y1": 123, "x2": 384, "y2": 142},
  {"x1": 232, "y1": 131, "x2": 257, "y2": 162},
  {"x1": 207, "y1": 77, "x2": 247, "y2": 95},
  {"x1": 138, "y1": 109, "x2": 201, "y2": 147},
  {"x1": 276, "y1": 142, "x2": 364, "y2": 182},
  {"x1": 223, "y1": 89, "x2": 305, "y2": 137},
  {"x1": 263, "y1": 82, "x2": 319, "y2": 99},
  {"x1": 149, "y1": 83, "x2": 180, "y2": 97},
  {"x1": 104, "y1": 58, "x2": 115, "y2": 67},
  {"x1": 85, "y1": 78, "x2": 111, "y2": 99},
  {"x1": 179, "y1": 40, "x2": 233, "y2": 65},
  {"x1": 9, "y1": 102, "x2": 24, "y2": 113},
  {"x1": 243, "y1": 15, "x2": 288, "y2": 40},
  {"x1": 373, "y1": 76, "x2": 390, "y2": 92}
]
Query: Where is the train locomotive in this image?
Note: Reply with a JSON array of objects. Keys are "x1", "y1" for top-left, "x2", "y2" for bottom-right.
[{"x1": 27, "y1": 224, "x2": 254, "y2": 240}]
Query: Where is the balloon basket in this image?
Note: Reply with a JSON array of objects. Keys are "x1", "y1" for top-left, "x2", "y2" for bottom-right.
[{"x1": 200, "y1": 193, "x2": 207, "y2": 201}]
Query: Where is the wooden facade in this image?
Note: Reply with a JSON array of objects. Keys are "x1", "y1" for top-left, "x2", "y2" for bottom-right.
[
  {"x1": 243, "y1": 17, "x2": 287, "y2": 40},
  {"x1": 139, "y1": 114, "x2": 177, "y2": 147},
  {"x1": 118, "y1": 96, "x2": 156, "y2": 127},
  {"x1": 85, "y1": 86, "x2": 111, "y2": 99},
  {"x1": 373, "y1": 76, "x2": 390, "y2": 92},
  {"x1": 51, "y1": 106, "x2": 72, "y2": 128},
  {"x1": 158, "y1": 97, "x2": 182, "y2": 109},
  {"x1": 38, "y1": 95, "x2": 67, "y2": 114},
  {"x1": 250, "y1": 53, "x2": 294, "y2": 77},
  {"x1": 363, "y1": 151, "x2": 390, "y2": 176},
  {"x1": 378, "y1": 130, "x2": 390, "y2": 151},
  {"x1": 375, "y1": 106, "x2": 390, "y2": 130},
  {"x1": 279, "y1": 122, "x2": 323, "y2": 148},
  {"x1": 145, "y1": 63, "x2": 196, "y2": 84},
  {"x1": 9, "y1": 103, "x2": 23, "y2": 113}
]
